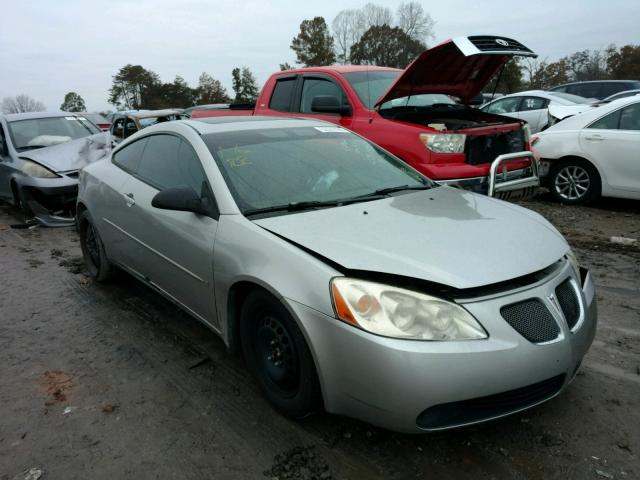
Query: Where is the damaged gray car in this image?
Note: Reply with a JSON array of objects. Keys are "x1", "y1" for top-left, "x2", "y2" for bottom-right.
[{"x1": 0, "y1": 112, "x2": 111, "y2": 226}]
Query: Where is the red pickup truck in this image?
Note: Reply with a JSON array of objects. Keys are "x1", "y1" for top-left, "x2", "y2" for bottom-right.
[{"x1": 193, "y1": 36, "x2": 540, "y2": 199}]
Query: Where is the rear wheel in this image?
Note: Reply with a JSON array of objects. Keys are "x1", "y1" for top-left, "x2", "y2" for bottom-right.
[
  {"x1": 240, "y1": 290, "x2": 321, "y2": 418},
  {"x1": 549, "y1": 159, "x2": 600, "y2": 205},
  {"x1": 78, "y1": 210, "x2": 114, "y2": 281}
]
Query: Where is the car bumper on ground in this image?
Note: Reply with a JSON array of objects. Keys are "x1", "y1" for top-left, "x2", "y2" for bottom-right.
[{"x1": 289, "y1": 260, "x2": 596, "y2": 433}]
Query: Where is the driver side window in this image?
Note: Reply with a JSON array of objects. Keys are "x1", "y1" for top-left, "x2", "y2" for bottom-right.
[{"x1": 300, "y1": 78, "x2": 346, "y2": 114}]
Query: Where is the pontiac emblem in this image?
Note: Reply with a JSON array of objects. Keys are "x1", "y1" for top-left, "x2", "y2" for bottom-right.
[{"x1": 496, "y1": 39, "x2": 509, "y2": 47}]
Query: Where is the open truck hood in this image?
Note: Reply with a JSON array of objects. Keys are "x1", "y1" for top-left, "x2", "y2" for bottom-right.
[{"x1": 375, "y1": 35, "x2": 537, "y2": 107}]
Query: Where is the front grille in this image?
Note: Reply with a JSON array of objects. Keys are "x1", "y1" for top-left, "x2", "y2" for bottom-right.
[
  {"x1": 556, "y1": 279, "x2": 580, "y2": 329},
  {"x1": 468, "y1": 36, "x2": 535, "y2": 55},
  {"x1": 465, "y1": 130, "x2": 525, "y2": 165},
  {"x1": 500, "y1": 299, "x2": 560, "y2": 343},
  {"x1": 417, "y1": 374, "x2": 566, "y2": 430}
]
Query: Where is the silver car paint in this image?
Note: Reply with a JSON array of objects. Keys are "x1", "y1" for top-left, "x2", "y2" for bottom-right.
[{"x1": 77, "y1": 117, "x2": 596, "y2": 432}]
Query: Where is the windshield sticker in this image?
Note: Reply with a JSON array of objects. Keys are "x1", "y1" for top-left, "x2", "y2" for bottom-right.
[{"x1": 314, "y1": 126, "x2": 347, "y2": 133}]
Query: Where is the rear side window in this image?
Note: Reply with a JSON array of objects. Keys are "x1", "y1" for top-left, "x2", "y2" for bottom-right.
[
  {"x1": 486, "y1": 97, "x2": 522, "y2": 114},
  {"x1": 300, "y1": 78, "x2": 345, "y2": 113},
  {"x1": 568, "y1": 83, "x2": 601, "y2": 99},
  {"x1": 600, "y1": 82, "x2": 627, "y2": 98},
  {"x1": 112, "y1": 137, "x2": 148, "y2": 173},
  {"x1": 269, "y1": 77, "x2": 296, "y2": 112},
  {"x1": 520, "y1": 97, "x2": 548, "y2": 111},
  {"x1": 137, "y1": 134, "x2": 206, "y2": 191},
  {"x1": 619, "y1": 103, "x2": 640, "y2": 131},
  {"x1": 588, "y1": 110, "x2": 621, "y2": 130}
]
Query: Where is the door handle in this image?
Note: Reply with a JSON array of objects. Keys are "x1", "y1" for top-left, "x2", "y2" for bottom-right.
[
  {"x1": 585, "y1": 135, "x2": 604, "y2": 141},
  {"x1": 124, "y1": 192, "x2": 135, "y2": 206}
]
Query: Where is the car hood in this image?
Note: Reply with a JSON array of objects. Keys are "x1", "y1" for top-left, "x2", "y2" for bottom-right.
[
  {"x1": 19, "y1": 133, "x2": 111, "y2": 172},
  {"x1": 375, "y1": 36, "x2": 537, "y2": 107},
  {"x1": 254, "y1": 187, "x2": 568, "y2": 290},
  {"x1": 548, "y1": 103, "x2": 593, "y2": 121}
]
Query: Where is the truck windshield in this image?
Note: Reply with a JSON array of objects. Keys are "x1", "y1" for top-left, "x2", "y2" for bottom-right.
[
  {"x1": 203, "y1": 125, "x2": 432, "y2": 216},
  {"x1": 344, "y1": 71, "x2": 458, "y2": 110}
]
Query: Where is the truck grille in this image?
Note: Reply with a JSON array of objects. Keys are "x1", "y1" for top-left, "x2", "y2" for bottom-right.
[
  {"x1": 500, "y1": 299, "x2": 560, "y2": 343},
  {"x1": 556, "y1": 279, "x2": 580, "y2": 329},
  {"x1": 468, "y1": 36, "x2": 535, "y2": 55},
  {"x1": 416, "y1": 374, "x2": 566, "y2": 430},
  {"x1": 465, "y1": 129, "x2": 525, "y2": 165}
]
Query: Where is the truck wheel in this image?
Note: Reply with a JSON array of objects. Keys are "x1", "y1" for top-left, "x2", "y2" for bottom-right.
[
  {"x1": 78, "y1": 210, "x2": 114, "y2": 281},
  {"x1": 549, "y1": 159, "x2": 600, "y2": 205},
  {"x1": 240, "y1": 289, "x2": 321, "y2": 418}
]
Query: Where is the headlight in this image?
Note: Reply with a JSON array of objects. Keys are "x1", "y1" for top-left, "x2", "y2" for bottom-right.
[
  {"x1": 331, "y1": 278, "x2": 487, "y2": 341},
  {"x1": 419, "y1": 133, "x2": 466, "y2": 154},
  {"x1": 21, "y1": 160, "x2": 58, "y2": 178},
  {"x1": 567, "y1": 249, "x2": 580, "y2": 278}
]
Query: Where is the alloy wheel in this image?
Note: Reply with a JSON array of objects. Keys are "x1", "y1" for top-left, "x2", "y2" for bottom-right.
[{"x1": 554, "y1": 165, "x2": 591, "y2": 201}]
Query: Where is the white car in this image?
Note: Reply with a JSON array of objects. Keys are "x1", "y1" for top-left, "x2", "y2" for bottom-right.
[
  {"x1": 532, "y1": 96, "x2": 640, "y2": 204},
  {"x1": 480, "y1": 90, "x2": 592, "y2": 133}
]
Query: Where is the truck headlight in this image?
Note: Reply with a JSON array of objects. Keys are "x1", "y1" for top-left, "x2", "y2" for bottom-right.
[
  {"x1": 419, "y1": 133, "x2": 466, "y2": 154},
  {"x1": 331, "y1": 278, "x2": 487, "y2": 341},
  {"x1": 21, "y1": 160, "x2": 58, "y2": 178}
]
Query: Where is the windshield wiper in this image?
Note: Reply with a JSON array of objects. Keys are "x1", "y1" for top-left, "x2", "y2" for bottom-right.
[
  {"x1": 243, "y1": 200, "x2": 343, "y2": 217},
  {"x1": 369, "y1": 184, "x2": 432, "y2": 196}
]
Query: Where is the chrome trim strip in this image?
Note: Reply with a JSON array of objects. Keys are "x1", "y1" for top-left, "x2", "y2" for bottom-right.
[{"x1": 102, "y1": 217, "x2": 208, "y2": 285}]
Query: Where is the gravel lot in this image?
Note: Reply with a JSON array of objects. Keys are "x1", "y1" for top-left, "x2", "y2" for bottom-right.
[{"x1": 1, "y1": 195, "x2": 638, "y2": 480}]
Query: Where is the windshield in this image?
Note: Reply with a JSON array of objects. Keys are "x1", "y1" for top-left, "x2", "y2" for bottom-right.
[
  {"x1": 343, "y1": 71, "x2": 457, "y2": 110},
  {"x1": 203, "y1": 126, "x2": 431, "y2": 215},
  {"x1": 548, "y1": 92, "x2": 591, "y2": 104},
  {"x1": 7, "y1": 116, "x2": 100, "y2": 151}
]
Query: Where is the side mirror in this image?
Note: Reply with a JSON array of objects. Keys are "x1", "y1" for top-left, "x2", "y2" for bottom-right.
[
  {"x1": 152, "y1": 186, "x2": 209, "y2": 215},
  {"x1": 311, "y1": 95, "x2": 352, "y2": 116}
]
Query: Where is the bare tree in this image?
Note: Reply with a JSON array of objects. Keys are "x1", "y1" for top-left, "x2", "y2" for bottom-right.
[
  {"x1": 1, "y1": 94, "x2": 46, "y2": 114},
  {"x1": 396, "y1": 2, "x2": 435, "y2": 43},
  {"x1": 359, "y1": 3, "x2": 393, "y2": 29},
  {"x1": 332, "y1": 9, "x2": 356, "y2": 63}
]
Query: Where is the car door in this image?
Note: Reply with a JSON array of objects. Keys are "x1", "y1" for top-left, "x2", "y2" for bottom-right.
[
  {"x1": 296, "y1": 75, "x2": 354, "y2": 129},
  {"x1": 579, "y1": 101, "x2": 640, "y2": 193},
  {"x1": 117, "y1": 133, "x2": 218, "y2": 322},
  {"x1": 517, "y1": 96, "x2": 549, "y2": 133}
]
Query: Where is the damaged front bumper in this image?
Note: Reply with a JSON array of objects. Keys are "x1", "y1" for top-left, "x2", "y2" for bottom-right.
[
  {"x1": 437, "y1": 152, "x2": 540, "y2": 201},
  {"x1": 14, "y1": 173, "x2": 79, "y2": 227}
]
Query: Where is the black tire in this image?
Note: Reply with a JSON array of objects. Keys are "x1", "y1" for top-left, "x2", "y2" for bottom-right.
[
  {"x1": 548, "y1": 158, "x2": 600, "y2": 205},
  {"x1": 11, "y1": 181, "x2": 33, "y2": 220},
  {"x1": 78, "y1": 210, "x2": 114, "y2": 281},
  {"x1": 240, "y1": 289, "x2": 321, "y2": 418}
]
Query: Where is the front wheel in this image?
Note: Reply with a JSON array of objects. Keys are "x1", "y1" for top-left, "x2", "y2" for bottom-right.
[
  {"x1": 548, "y1": 159, "x2": 600, "y2": 205},
  {"x1": 240, "y1": 290, "x2": 321, "y2": 418}
]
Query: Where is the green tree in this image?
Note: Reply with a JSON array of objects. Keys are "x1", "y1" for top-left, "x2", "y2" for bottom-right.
[
  {"x1": 108, "y1": 64, "x2": 161, "y2": 109},
  {"x1": 485, "y1": 59, "x2": 523, "y2": 94},
  {"x1": 60, "y1": 92, "x2": 86, "y2": 112},
  {"x1": 159, "y1": 75, "x2": 197, "y2": 107},
  {"x1": 350, "y1": 24, "x2": 424, "y2": 68},
  {"x1": 607, "y1": 44, "x2": 640, "y2": 79},
  {"x1": 291, "y1": 17, "x2": 336, "y2": 66},
  {"x1": 231, "y1": 67, "x2": 259, "y2": 103},
  {"x1": 563, "y1": 49, "x2": 608, "y2": 81},
  {"x1": 197, "y1": 72, "x2": 230, "y2": 104},
  {"x1": 279, "y1": 62, "x2": 293, "y2": 71}
]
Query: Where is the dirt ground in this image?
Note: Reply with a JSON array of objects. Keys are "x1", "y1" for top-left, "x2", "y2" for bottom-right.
[{"x1": 1, "y1": 194, "x2": 639, "y2": 480}]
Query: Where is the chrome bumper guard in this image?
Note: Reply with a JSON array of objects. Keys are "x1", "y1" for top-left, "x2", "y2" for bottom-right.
[{"x1": 488, "y1": 151, "x2": 540, "y2": 199}]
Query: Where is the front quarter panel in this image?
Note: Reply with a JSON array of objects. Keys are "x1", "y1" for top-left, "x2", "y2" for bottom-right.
[{"x1": 213, "y1": 213, "x2": 341, "y2": 344}]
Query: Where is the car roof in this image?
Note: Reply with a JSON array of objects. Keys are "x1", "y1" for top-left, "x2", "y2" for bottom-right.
[
  {"x1": 185, "y1": 116, "x2": 335, "y2": 134},
  {"x1": 1, "y1": 111, "x2": 82, "y2": 122},
  {"x1": 280, "y1": 65, "x2": 400, "y2": 75},
  {"x1": 552, "y1": 80, "x2": 640, "y2": 88},
  {"x1": 113, "y1": 109, "x2": 183, "y2": 120}
]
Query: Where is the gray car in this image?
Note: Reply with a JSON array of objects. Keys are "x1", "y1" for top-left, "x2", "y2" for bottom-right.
[
  {"x1": 76, "y1": 117, "x2": 597, "y2": 433},
  {"x1": 0, "y1": 111, "x2": 107, "y2": 225}
]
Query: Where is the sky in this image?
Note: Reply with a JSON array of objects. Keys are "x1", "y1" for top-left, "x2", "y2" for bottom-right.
[{"x1": 1, "y1": 0, "x2": 639, "y2": 112}]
